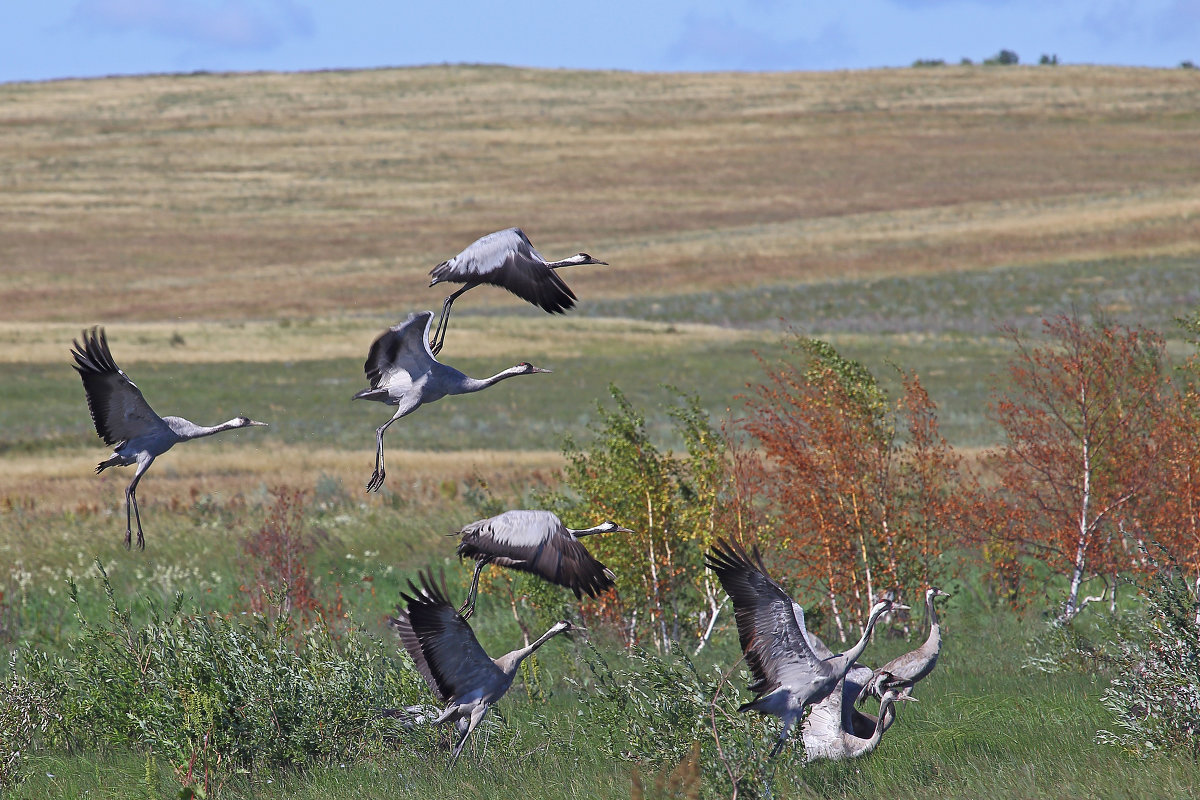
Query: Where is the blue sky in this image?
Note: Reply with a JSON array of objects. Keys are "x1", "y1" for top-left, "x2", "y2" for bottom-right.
[{"x1": 3, "y1": 1, "x2": 1197, "y2": 83}]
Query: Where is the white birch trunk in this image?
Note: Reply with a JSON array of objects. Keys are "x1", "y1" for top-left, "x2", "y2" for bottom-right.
[{"x1": 1065, "y1": 421, "x2": 1092, "y2": 619}]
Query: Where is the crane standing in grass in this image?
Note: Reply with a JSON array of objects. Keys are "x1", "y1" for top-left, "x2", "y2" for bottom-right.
[
  {"x1": 389, "y1": 569, "x2": 580, "y2": 767},
  {"x1": 857, "y1": 586, "x2": 951, "y2": 704},
  {"x1": 427, "y1": 227, "x2": 608, "y2": 355},
  {"x1": 451, "y1": 509, "x2": 632, "y2": 619},
  {"x1": 353, "y1": 311, "x2": 551, "y2": 492},
  {"x1": 70, "y1": 327, "x2": 268, "y2": 550},
  {"x1": 705, "y1": 537, "x2": 904, "y2": 758}
]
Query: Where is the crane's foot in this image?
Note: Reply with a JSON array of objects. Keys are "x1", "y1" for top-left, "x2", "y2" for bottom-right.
[
  {"x1": 457, "y1": 601, "x2": 475, "y2": 620},
  {"x1": 135, "y1": 530, "x2": 146, "y2": 551},
  {"x1": 365, "y1": 468, "x2": 386, "y2": 493},
  {"x1": 123, "y1": 529, "x2": 133, "y2": 550}
]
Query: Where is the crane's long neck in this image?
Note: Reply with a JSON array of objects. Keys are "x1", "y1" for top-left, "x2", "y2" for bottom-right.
[
  {"x1": 545, "y1": 254, "x2": 591, "y2": 269},
  {"x1": 167, "y1": 417, "x2": 249, "y2": 442},
  {"x1": 925, "y1": 592, "x2": 942, "y2": 651},
  {"x1": 456, "y1": 367, "x2": 528, "y2": 394},
  {"x1": 497, "y1": 624, "x2": 566, "y2": 677},
  {"x1": 837, "y1": 603, "x2": 890, "y2": 673},
  {"x1": 860, "y1": 693, "x2": 899, "y2": 753},
  {"x1": 571, "y1": 524, "x2": 612, "y2": 538}
]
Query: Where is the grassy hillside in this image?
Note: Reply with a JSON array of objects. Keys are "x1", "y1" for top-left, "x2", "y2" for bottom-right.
[
  {"x1": 2, "y1": 64, "x2": 1199, "y2": 506},
  {"x1": 2, "y1": 65, "x2": 1198, "y2": 323}
]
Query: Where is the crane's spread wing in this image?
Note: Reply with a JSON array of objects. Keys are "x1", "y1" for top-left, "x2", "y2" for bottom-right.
[
  {"x1": 455, "y1": 510, "x2": 616, "y2": 599},
  {"x1": 801, "y1": 609, "x2": 836, "y2": 660},
  {"x1": 388, "y1": 607, "x2": 446, "y2": 703},
  {"x1": 398, "y1": 570, "x2": 504, "y2": 704},
  {"x1": 705, "y1": 538, "x2": 825, "y2": 699},
  {"x1": 430, "y1": 228, "x2": 576, "y2": 314},
  {"x1": 70, "y1": 327, "x2": 167, "y2": 447},
  {"x1": 362, "y1": 312, "x2": 437, "y2": 390}
]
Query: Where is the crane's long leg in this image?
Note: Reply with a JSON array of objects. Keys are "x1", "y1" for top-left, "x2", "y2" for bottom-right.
[
  {"x1": 430, "y1": 284, "x2": 474, "y2": 357},
  {"x1": 768, "y1": 713, "x2": 798, "y2": 759},
  {"x1": 124, "y1": 455, "x2": 154, "y2": 550},
  {"x1": 366, "y1": 405, "x2": 417, "y2": 493},
  {"x1": 447, "y1": 704, "x2": 489, "y2": 770},
  {"x1": 458, "y1": 559, "x2": 489, "y2": 620}
]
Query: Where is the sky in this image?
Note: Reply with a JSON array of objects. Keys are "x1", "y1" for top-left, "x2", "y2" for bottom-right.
[{"x1": 2, "y1": 0, "x2": 1198, "y2": 83}]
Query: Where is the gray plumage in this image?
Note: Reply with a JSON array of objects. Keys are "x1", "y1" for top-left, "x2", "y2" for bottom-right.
[
  {"x1": 857, "y1": 587, "x2": 950, "y2": 704},
  {"x1": 453, "y1": 509, "x2": 631, "y2": 618},
  {"x1": 427, "y1": 227, "x2": 608, "y2": 355},
  {"x1": 388, "y1": 569, "x2": 578, "y2": 767},
  {"x1": 705, "y1": 538, "x2": 903, "y2": 758},
  {"x1": 352, "y1": 311, "x2": 550, "y2": 492},
  {"x1": 803, "y1": 631, "x2": 895, "y2": 738},
  {"x1": 803, "y1": 674, "x2": 912, "y2": 761},
  {"x1": 70, "y1": 327, "x2": 267, "y2": 550}
]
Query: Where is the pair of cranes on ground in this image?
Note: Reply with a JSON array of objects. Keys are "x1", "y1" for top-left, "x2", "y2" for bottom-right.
[{"x1": 71, "y1": 227, "x2": 947, "y2": 766}]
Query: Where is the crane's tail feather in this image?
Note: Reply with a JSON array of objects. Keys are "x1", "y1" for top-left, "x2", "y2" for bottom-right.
[
  {"x1": 95, "y1": 454, "x2": 123, "y2": 474},
  {"x1": 352, "y1": 387, "x2": 391, "y2": 402}
]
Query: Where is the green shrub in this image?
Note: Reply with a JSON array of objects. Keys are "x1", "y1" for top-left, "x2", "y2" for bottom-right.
[
  {"x1": 7, "y1": 562, "x2": 428, "y2": 791},
  {"x1": 1098, "y1": 558, "x2": 1200, "y2": 756},
  {"x1": 569, "y1": 643, "x2": 774, "y2": 797},
  {"x1": 0, "y1": 653, "x2": 62, "y2": 789}
]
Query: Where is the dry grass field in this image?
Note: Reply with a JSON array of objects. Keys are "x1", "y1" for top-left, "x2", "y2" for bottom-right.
[
  {"x1": 2, "y1": 64, "x2": 1199, "y2": 507},
  {"x1": 2, "y1": 65, "x2": 1199, "y2": 322}
]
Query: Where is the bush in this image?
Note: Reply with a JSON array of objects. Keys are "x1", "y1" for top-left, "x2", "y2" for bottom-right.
[
  {"x1": 6, "y1": 563, "x2": 427, "y2": 792},
  {"x1": 0, "y1": 654, "x2": 61, "y2": 790},
  {"x1": 569, "y1": 642, "x2": 774, "y2": 797},
  {"x1": 1098, "y1": 556, "x2": 1200, "y2": 756}
]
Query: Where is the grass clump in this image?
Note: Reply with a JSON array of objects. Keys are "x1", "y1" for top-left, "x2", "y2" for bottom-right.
[{"x1": 4, "y1": 562, "x2": 426, "y2": 794}]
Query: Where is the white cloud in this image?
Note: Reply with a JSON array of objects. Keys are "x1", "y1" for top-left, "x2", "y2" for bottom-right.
[{"x1": 71, "y1": 0, "x2": 313, "y2": 51}]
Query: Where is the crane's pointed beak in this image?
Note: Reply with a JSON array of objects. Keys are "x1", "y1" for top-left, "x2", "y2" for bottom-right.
[
  {"x1": 248, "y1": 420, "x2": 269, "y2": 427},
  {"x1": 614, "y1": 526, "x2": 635, "y2": 534},
  {"x1": 531, "y1": 366, "x2": 553, "y2": 374},
  {"x1": 593, "y1": 259, "x2": 609, "y2": 266},
  {"x1": 892, "y1": 602, "x2": 911, "y2": 611}
]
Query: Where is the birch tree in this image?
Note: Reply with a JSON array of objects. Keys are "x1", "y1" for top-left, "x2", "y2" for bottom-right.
[{"x1": 990, "y1": 315, "x2": 1166, "y2": 619}]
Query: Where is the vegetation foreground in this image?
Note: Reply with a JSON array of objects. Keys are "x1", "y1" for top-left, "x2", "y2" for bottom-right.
[{"x1": 0, "y1": 492, "x2": 1197, "y2": 800}]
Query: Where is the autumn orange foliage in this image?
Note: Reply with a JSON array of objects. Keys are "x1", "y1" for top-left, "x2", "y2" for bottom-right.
[
  {"x1": 741, "y1": 338, "x2": 974, "y2": 642},
  {"x1": 989, "y1": 315, "x2": 1169, "y2": 617}
]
